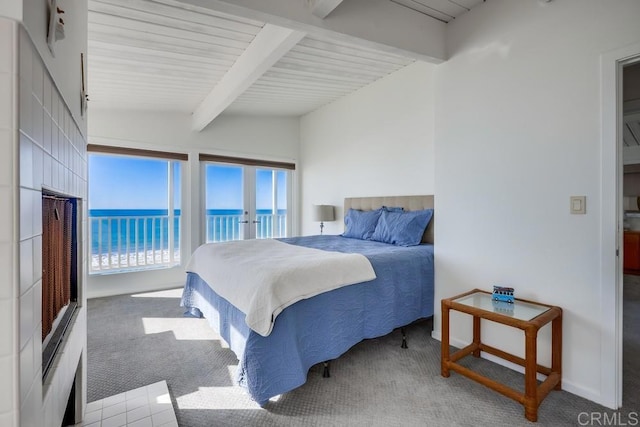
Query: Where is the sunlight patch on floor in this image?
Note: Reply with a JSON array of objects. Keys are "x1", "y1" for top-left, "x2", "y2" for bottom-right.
[
  {"x1": 141, "y1": 317, "x2": 218, "y2": 340},
  {"x1": 175, "y1": 386, "x2": 261, "y2": 410},
  {"x1": 175, "y1": 366, "x2": 250, "y2": 410}
]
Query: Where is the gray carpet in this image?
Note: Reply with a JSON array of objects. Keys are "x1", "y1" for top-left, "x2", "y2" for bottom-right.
[{"x1": 87, "y1": 285, "x2": 640, "y2": 427}]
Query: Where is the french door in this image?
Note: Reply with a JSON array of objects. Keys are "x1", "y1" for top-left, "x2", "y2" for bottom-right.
[{"x1": 204, "y1": 163, "x2": 291, "y2": 242}]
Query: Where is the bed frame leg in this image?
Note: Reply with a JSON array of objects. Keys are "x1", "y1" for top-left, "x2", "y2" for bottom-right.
[
  {"x1": 322, "y1": 361, "x2": 330, "y2": 378},
  {"x1": 401, "y1": 327, "x2": 408, "y2": 349}
]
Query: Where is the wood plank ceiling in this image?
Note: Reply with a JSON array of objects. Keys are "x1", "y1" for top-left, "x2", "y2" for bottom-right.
[
  {"x1": 224, "y1": 35, "x2": 415, "y2": 115},
  {"x1": 87, "y1": 0, "x2": 482, "y2": 120},
  {"x1": 88, "y1": 0, "x2": 264, "y2": 112},
  {"x1": 390, "y1": 0, "x2": 484, "y2": 23}
]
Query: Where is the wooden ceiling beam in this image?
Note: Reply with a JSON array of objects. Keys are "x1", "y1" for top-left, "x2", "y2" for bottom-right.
[
  {"x1": 173, "y1": 0, "x2": 446, "y2": 63},
  {"x1": 192, "y1": 23, "x2": 305, "y2": 131}
]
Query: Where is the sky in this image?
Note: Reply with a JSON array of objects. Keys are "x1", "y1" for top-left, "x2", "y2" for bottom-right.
[
  {"x1": 88, "y1": 154, "x2": 286, "y2": 211},
  {"x1": 205, "y1": 164, "x2": 287, "y2": 211},
  {"x1": 88, "y1": 155, "x2": 180, "y2": 210}
]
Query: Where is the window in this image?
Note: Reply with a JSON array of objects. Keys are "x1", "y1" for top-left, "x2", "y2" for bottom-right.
[
  {"x1": 88, "y1": 146, "x2": 185, "y2": 273},
  {"x1": 255, "y1": 168, "x2": 288, "y2": 239},
  {"x1": 201, "y1": 154, "x2": 294, "y2": 242}
]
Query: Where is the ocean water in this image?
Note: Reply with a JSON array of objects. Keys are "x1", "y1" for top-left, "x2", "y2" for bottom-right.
[{"x1": 89, "y1": 209, "x2": 286, "y2": 255}]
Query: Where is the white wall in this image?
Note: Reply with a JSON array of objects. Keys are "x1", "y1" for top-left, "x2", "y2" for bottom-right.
[
  {"x1": 434, "y1": 0, "x2": 640, "y2": 407},
  {"x1": 0, "y1": 0, "x2": 21, "y2": 22},
  {"x1": 0, "y1": 16, "x2": 19, "y2": 427},
  {"x1": 299, "y1": 61, "x2": 436, "y2": 236},
  {"x1": 89, "y1": 110, "x2": 299, "y2": 160},
  {"x1": 87, "y1": 110, "x2": 299, "y2": 298},
  {"x1": 22, "y1": 0, "x2": 87, "y2": 137}
]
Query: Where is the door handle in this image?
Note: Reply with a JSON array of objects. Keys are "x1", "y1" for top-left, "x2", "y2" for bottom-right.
[
  {"x1": 238, "y1": 220, "x2": 249, "y2": 224},
  {"x1": 252, "y1": 220, "x2": 261, "y2": 224}
]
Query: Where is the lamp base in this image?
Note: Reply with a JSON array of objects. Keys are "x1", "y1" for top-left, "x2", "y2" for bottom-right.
[{"x1": 320, "y1": 221, "x2": 325, "y2": 235}]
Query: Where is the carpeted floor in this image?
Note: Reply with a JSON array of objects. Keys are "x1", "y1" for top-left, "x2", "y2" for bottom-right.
[{"x1": 87, "y1": 284, "x2": 639, "y2": 427}]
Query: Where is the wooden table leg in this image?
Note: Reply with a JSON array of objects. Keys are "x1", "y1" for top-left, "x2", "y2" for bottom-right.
[
  {"x1": 552, "y1": 311, "x2": 562, "y2": 390},
  {"x1": 441, "y1": 301, "x2": 450, "y2": 377},
  {"x1": 472, "y1": 315, "x2": 481, "y2": 357},
  {"x1": 524, "y1": 327, "x2": 538, "y2": 422}
]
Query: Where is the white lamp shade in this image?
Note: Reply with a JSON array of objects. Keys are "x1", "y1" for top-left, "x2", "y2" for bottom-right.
[{"x1": 312, "y1": 205, "x2": 335, "y2": 222}]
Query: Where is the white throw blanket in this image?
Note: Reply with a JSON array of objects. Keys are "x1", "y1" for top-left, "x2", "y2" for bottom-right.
[{"x1": 185, "y1": 239, "x2": 377, "y2": 336}]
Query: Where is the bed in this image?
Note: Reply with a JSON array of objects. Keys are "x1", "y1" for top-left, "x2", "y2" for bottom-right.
[{"x1": 181, "y1": 195, "x2": 435, "y2": 405}]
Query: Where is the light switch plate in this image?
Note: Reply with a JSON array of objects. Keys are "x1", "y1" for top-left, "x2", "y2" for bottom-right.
[{"x1": 570, "y1": 196, "x2": 586, "y2": 214}]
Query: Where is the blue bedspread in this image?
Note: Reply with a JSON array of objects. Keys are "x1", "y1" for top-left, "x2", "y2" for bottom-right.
[{"x1": 181, "y1": 235, "x2": 434, "y2": 405}]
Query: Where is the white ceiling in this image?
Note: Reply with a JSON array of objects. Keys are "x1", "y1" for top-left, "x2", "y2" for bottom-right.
[
  {"x1": 390, "y1": 0, "x2": 484, "y2": 23},
  {"x1": 88, "y1": 0, "x2": 264, "y2": 112},
  {"x1": 87, "y1": 0, "x2": 483, "y2": 127},
  {"x1": 223, "y1": 35, "x2": 415, "y2": 115}
]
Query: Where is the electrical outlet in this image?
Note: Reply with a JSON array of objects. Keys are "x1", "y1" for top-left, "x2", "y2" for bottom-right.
[{"x1": 570, "y1": 196, "x2": 586, "y2": 214}]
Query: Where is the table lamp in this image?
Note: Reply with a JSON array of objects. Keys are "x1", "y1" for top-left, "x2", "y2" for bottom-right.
[{"x1": 312, "y1": 204, "x2": 335, "y2": 234}]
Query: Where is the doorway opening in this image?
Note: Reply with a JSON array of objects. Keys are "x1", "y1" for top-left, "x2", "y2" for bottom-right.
[
  {"x1": 621, "y1": 61, "x2": 640, "y2": 411},
  {"x1": 602, "y1": 41, "x2": 640, "y2": 411},
  {"x1": 202, "y1": 161, "x2": 293, "y2": 242}
]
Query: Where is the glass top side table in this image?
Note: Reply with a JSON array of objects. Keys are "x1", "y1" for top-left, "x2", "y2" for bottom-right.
[
  {"x1": 441, "y1": 289, "x2": 562, "y2": 422},
  {"x1": 453, "y1": 290, "x2": 550, "y2": 321}
]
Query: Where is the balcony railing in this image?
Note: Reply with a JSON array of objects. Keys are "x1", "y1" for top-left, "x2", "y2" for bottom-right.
[
  {"x1": 205, "y1": 213, "x2": 287, "y2": 243},
  {"x1": 89, "y1": 213, "x2": 180, "y2": 273},
  {"x1": 89, "y1": 212, "x2": 287, "y2": 273}
]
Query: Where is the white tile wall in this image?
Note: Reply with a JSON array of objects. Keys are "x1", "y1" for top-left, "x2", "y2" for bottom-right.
[
  {"x1": 32, "y1": 94, "x2": 43, "y2": 145},
  {"x1": 0, "y1": 16, "x2": 17, "y2": 427},
  {"x1": 32, "y1": 189, "x2": 42, "y2": 236},
  {"x1": 19, "y1": 286, "x2": 33, "y2": 351},
  {"x1": 31, "y1": 57, "x2": 43, "y2": 107},
  {"x1": 19, "y1": 335, "x2": 33, "y2": 403},
  {"x1": 0, "y1": 299, "x2": 12, "y2": 357},
  {"x1": 19, "y1": 238, "x2": 32, "y2": 296},
  {"x1": 19, "y1": 187, "x2": 33, "y2": 241},
  {"x1": 0, "y1": 72, "x2": 12, "y2": 129},
  {"x1": 0, "y1": 186, "x2": 11, "y2": 242},
  {"x1": 0, "y1": 22, "x2": 13, "y2": 74},
  {"x1": 14, "y1": 26, "x2": 89, "y2": 427},
  {"x1": 0, "y1": 355, "x2": 15, "y2": 414},
  {"x1": 0, "y1": 17, "x2": 88, "y2": 427},
  {"x1": 33, "y1": 235, "x2": 42, "y2": 283},
  {"x1": 19, "y1": 134, "x2": 33, "y2": 189},
  {"x1": 0, "y1": 129, "x2": 11, "y2": 186},
  {"x1": 33, "y1": 281, "x2": 42, "y2": 341},
  {"x1": 0, "y1": 243, "x2": 12, "y2": 300},
  {"x1": 43, "y1": 392, "x2": 53, "y2": 427},
  {"x1": 0, "y1": 412, "x2": 13, "y2": 427}
]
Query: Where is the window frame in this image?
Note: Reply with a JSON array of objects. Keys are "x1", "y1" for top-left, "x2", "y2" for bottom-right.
[
  {"x1": 87, "y1": 145, "x2": 186, "y2": 274},
  {"x1": 201, "y1": 157, "x2": 294, "y2": 242}
]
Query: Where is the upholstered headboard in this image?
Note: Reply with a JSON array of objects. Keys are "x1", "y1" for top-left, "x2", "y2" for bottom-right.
[{"x1": 344, "y1": 195, "x2": 435, "y2": 244}]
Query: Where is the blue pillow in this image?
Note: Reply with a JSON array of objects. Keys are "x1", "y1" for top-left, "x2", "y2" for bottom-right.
[
  {"x1": 342, "y1": 208, "x2": 382, "y2": 240},
  {"x1": 370, "y1": 209, "x2": 434, "y2": 246},
  {"x1": 382, "y1": 206, "x2": 404, "y2": 212}
]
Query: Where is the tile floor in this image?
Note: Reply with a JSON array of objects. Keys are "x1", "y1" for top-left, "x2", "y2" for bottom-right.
[{"x1": 77, "y1": 381, "x2": 178, "y2": 427}]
